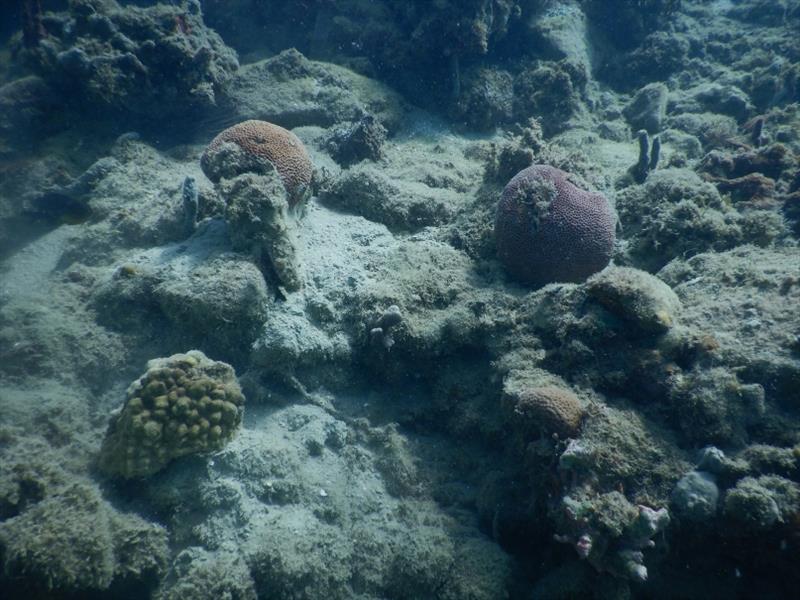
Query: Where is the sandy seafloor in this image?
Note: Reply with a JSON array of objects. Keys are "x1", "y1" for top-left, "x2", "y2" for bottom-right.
[{"x1": 0, "y1": 0, "x2": 799, "y2": 599}]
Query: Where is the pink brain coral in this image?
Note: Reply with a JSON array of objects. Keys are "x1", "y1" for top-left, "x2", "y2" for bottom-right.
[
  {"x1": 495, "y1": 165, "x2": 616, "y2": 286},
  {"x1": 201, "y1": 119, "x2": 313, "y2": 205}
]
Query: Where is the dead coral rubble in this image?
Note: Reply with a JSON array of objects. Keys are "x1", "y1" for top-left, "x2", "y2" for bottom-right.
[{"x1": 19, "y1": 0, "x2": 238, "y2": 119}]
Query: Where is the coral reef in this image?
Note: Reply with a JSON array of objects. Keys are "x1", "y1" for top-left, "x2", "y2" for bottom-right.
[
  {"x1": 505, "y1": 385, "x2": 586, "y2": 439},
  {"x1": 198, "y1": 121, "x2": 311, "y2": 290},
  {"x1": 19, "y1": 0, "x2": 238, "y2": 120},
  {"x1": 201, "y1": 119, "x2": 314, "y2": 207},
  {"x1": 0, "y1": 473, "x2": 168, "y2": 596},
  {"x1": 2, "y1": 0, "x2": 800, "y2": 596},
  {"x1": 554, "y1": 490, "x2": 670, "y2": 582},
  {"x1": 495, "y1": 164, "x2": 616, "y2": 286},
  {"x1": 98, "y1": 351, "x2": 245, "y2": 478}
]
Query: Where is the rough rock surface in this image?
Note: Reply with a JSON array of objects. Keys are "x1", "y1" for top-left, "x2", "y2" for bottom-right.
[
  {"x1": 2, "y1": 1, "x2": 800, "y2": 597},
  {"x1": 21, "y1": 0, "x2": 238, "y2": 119}
]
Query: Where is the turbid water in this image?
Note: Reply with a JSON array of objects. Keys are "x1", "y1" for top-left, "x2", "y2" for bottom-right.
[{"x1": 1, "y1": 1, "x2": 799, "y2": 599}]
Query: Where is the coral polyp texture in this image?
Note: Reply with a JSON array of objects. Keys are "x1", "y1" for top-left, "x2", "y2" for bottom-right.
[
  {"x1": 495, "y1": 165, "x2": 616, "y2": 286},
  {"x1": 508, "y1": 386, "x2": 586, "y2": 439},
  {"x1": 98, "y1": 350, "x2": 245, "y2": 479},
  {"x1": 200, "y1": 119, "x2": 313, "y2": 206}
]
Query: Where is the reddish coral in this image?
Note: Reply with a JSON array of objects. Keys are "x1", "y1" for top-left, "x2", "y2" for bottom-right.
[
  {"x1": 495, "y1": 165, "x2": 615, "y2": 286},
  {"x1": 202, "y1": 120, "x2": 313, "y2": 205}
]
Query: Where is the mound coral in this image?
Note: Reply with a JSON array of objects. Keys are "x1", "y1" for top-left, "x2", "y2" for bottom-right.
[
  {"x1": 495, "y1": 165, "x2": 616, "y2": 286},
  {"x1": 508, "y1": 386, "x2": 586, "y2": 439},
  {"x1": 201, "y1": 119, "x2": 313, "y2": 206},
  {"x1": 98, "y1": 350, "x2": 245, "y2": 478}
]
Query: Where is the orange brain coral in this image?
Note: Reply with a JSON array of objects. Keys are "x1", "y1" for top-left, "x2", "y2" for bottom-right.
[
  {"x1": 202, "y1": 120, "x2": 313, "y2": 204},
  {"x1": 513, "y1": 386, "x2": 585, "y2": 438}
]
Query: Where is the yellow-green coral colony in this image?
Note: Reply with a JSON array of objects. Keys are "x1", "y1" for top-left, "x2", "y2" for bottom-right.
[{"x1": 98, "y1": 351, "x2": 244, "y2": 478}]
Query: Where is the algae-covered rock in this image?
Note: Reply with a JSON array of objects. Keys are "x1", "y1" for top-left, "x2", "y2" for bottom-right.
[
  {"x1": 226, "y1": 48, "x2": 406, "y2": 131},
  {"x1": 156, "y1": 548, "x2": 257, "y2": 600},
  {"x1": 0, "y1": 76, "x2": 65, "y2": 153},
  {"x1": 319, "y1": 164, "x2": 460, "y2": 231},
  {"x1": 152, "y1": 253, "x2": 271, "y2": 356},
  {"x1": 98, "y1": 350, "x2": 245, "y2": 478},
  {"x1": 558, "y1": 403, "x2": 690, "y2": 504},
  {"x1": 623, "y1": 82, "x2": 669, "y2": 134},
  {"x1": 218, "y1": 169, "x2": 302, "y2": 291},
  {"x1": 21, "y1": 0, "x2": 238, "y2": 119},
  {"x1": 324, "y1": 114, "x2": 387, "y2": 166},
  {"x1": 0, "y1": 483, "x2": 115, "y2": 591},
  {"x1": 616, "y1": 168, "x2": 786, "y2": 271},
  {"x1": 0, "y1": 481, "x2": 168, "y2": 594},
  {"x1": 660, "y1": 246, "x2": 800, "y2": 412},
  {"x1": 669, "y1": 367, "x2": 765, "y2": 447},
  {"x1": 671, "y1": 471, "x2": 719, "y2": 523},
  {"x1": 143, "y1": 403, "x2": 513, "y2": 600},
  {"x1": 453, "y1": 66, "x2": 515, "y2": 130},
  {"x1": 723, "y1": 475, "x2": 800, "y2": 531},
  {"x1": 586, "y1": 267, "x2": 681, "y2": 334}
]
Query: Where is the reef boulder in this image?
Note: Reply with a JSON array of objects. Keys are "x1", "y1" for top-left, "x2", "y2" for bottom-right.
[{"x1": 21, "y1": 0, "x2": 238, "y2": 119}]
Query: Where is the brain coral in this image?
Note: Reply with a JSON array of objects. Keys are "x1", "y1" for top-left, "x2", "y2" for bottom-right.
[
  {"x1": 495, "y1": 165, "x2": 616, "y2": 286},
  {"x1": 98, "y1": 350, "x2": 244, "y2": 478},
  {"x1": 201, "y1": 119, "x2": 313, "y2": 205},
  {"x1": 511, "y1": 386, "x2": 586, "y2": 438}
]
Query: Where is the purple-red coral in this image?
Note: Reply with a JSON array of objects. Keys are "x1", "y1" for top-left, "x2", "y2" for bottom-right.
[{"x1": 495, "y1": 165, "x2": 616, "y2": 286}]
